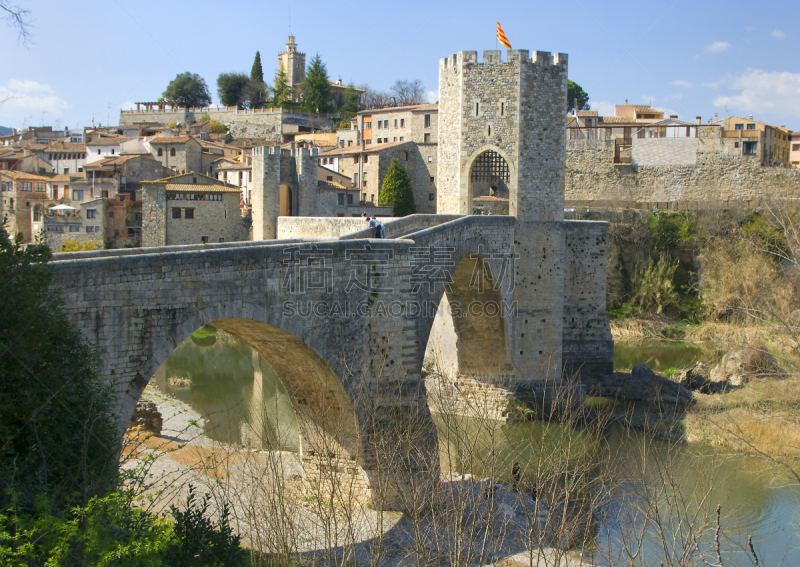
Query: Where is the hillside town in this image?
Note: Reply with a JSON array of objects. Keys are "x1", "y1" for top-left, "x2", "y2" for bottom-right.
[{"x1": 2, "y1": 35, "x2": 798, "y2": 252}]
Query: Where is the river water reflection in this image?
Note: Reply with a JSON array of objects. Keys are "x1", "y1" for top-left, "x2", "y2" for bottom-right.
[{"x1": 153, "y1": 329, "x2": 800, "y2": 564}]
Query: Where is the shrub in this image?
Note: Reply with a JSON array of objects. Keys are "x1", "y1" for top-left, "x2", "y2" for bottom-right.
[{"x1": 379, "y1": 158, "x2": 416, "y2": 217}]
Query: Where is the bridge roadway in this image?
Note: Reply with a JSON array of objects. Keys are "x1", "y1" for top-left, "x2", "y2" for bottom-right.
[{"x1": 50, "y1": 214, "x2": 612, "y2": 506}]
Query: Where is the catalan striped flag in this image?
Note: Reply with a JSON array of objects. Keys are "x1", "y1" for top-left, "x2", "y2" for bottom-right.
[{"x1": 496, "y1": 21, "x2": 511, "y2": 49}]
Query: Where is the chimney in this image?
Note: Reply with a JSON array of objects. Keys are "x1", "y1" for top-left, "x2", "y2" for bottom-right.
[
  {"x1": 670, "y1": 115, "x2": 678, "y2": 119},
  {"x1": 714, "y1": 113, "x2": 718, "y2": 123},
  {"x1": 749, "y1": 114, "x2": 753, "y2": 120},
  {"x1": 625, "y1": 99, "x2": 628, "y2": 105},
  {"x1": 696, "y1": 116, "x2": 702, "y2": 125}
]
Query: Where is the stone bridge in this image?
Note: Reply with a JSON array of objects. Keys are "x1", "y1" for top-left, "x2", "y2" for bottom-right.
[{"x1": 51, "y1": 214, "x2": 611, "y2": 505}]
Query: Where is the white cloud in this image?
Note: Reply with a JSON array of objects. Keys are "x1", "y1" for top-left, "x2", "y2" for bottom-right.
[
  {"x1": 425, "y1": 90, "x2": 438, "y2": 103},
  {"x1": 713, "y1": 68, "x2": 800, "y2": 118},
  {"x1": 590, "y1": 100, "x2": 615, "y2": 116},
  {"x1": 772, "y1": 28, "x2": 786, "y2": 39},
  {"x1": 707, "y1": 41, "x2": 732, "y2": 53},
  {"x1": 0, "y1": 79, "x2": 69, "y2": 122},
  {"x1": 745, "y1": 25, "x2": 755, "y2": 32},
  {"x1": 671, "y1": 80, "x2": 694, "y2": 88},
  {"x1": 703, "y1": 80, "x2": 722, "y2": 88}
]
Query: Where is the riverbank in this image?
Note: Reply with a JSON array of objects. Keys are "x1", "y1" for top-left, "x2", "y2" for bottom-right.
[{"x1": 127, "y1": 385, "x2": 592, "y2": 567}]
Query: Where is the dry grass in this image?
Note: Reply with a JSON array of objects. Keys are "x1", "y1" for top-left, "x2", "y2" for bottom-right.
[
  {"x1": 685, "y1": 376, "x2": 800, "y2": 463},
  {"x1": 609, "y1": 314, "x2": 673, "y2": 340}
]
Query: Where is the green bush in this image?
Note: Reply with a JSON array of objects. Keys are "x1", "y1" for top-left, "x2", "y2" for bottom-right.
[{"x1": 379, "y1": 158, "x2": 416, "y2": 217}]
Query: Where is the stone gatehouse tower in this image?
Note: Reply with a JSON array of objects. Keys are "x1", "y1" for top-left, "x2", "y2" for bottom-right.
[
  {"x1": 437, "y1": 49, "x2": 568, "y2": 219},
  {"x1": 435, "y1": 49, "x2": 612, "y2": 383}
]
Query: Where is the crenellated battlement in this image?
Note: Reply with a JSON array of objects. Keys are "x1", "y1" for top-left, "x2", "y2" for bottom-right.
[
  {"x1": 439, "y1": 49, "x2": 567, "y2": 70},
  {"x1": 252, "y1": 146, "x2": 319, "y2": 159}
]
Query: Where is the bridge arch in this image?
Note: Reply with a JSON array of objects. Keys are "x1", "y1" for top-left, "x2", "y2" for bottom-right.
[{"x1": 127, "y1": 303, "x2": 363, "y2": 462}]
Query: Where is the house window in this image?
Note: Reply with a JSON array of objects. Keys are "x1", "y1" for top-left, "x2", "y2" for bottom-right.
[
  {"x1": 747, "y1": 124, "x2": 756, "y2": 130},
  {"x1": 401, "y1": 151, "x2": 408, "y2": 160},
  {"x1": 184, "y1": 208, "x2": 194, "y2": 219},
  {"x1": 793, "y1": 144, "x2": 800, "y2": 151},
  {"x1": 172, "y1": 208, "x2": 181, "y2": 219},
  {"x1": 500, "y1": 102, "x2": 505, "y2": 116},
  {"x1": 743, "y1": 141, "x2": 758, "y2": 155},
  {"x1": 108, "y1": 211, "x2": 114, "y2": 218},
  {"x1": 734, "y1": 142, "x2": 740, "y2": 148},
  {"x1": 394, "y1": 137, "x2": 397, "y2": 142},
  {"x1": 399, "y1": 137, "x2": 404, "y2": 141},
  {"x1": 424, "y1": 133, "x2": 431, "y2": 143},
  {"x1": 394, "y1": 119, "x2": 397, "y2": 128},
  {"x1": 428, "y1": 193, "x2": 434, "y2": 201},
  {"x1": 127, "y1": 228, "x2": 138, "y2": 237},
  {"x1": 327, "y1": 175, "x2": 333, "y2": 181},
  {"x1": 430, "y1": 176, "x2": 434, "y2": 183},
  {"x1": 475, "y1": 103, "x2": 479, "y2": 116},
  {"x1": 347, "y1": 194, "x2": 353, "y2": 204},
  {"x1": 353, "y1": 172, "x2": 358, "y2": 185},
  {"x1": 35, "y1": 183, "x2": 45, "y2": 192},
  {"x1": 73, "y1": 190, "x2": 84, "y2": 201},
  {"x1": 363, "y1": 179, "x2": 367, "y2": 187},
  {"x1": 69, "y1": 225, "x2": 80, "y2": 232},
  {"x1": 157, "y1": 148, "x2": 163, "y2": 156},
  {"x1": 86, "y1": 209, "x2": 96, "y2": 218},
  {"x1": 364, "y1": 155, "x2": 368, "y2": 163},
  {"x1": 377, "y1": 121, "x2": 381, "y2": 129},
  {"x1": 63, "y1": 168, "x2": 69, "y2": 174},
  {"x1": 384, "y1": 120, "x2": 388, "y2": 128},
  {"x1": 20, "y1": 182, "x2": 31, "y2": 191},
  {"x1": 354, "y1": 155, "x2": 359, "y2": 163},
  {"x1": 338, "y1": 193, "x2": 345, "y2": 205},
  {"x1": 102, "y1": 191, "x2": 108, "y2": 198},
  {"x1": 735, "y1": 124, "x2": 744, "y2": 130},
  {"x1": 201, "y1": 236, "x2": 208, "y2": 243},
  {"x1": 400, "y1": 119, "x2": 405, "y2": 127},
  {"x1": 97, "y1": 149, "x2": 101, "y2": 154},
  {"x1": 424, "y1": 114, "x2": 431, "y2": 128},
  {"x1": 170, "y1": 148, "x2": 176, "y2": 156}
]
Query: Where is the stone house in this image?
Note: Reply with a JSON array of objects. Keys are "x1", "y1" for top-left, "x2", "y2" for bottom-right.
[
  {"x1": 717, "y1": 115, "x2": 791, "y2": 167},
  {"x1": 141, "y1": 172, "x2": 247, "y2": 247},
  {"x1": 106, "y1": 192, "x2": 143, "y2": 247},
  {"x1": 42, "y1": 198, "x2": 106, "y2": 250},
  {"x1": 147, "y1": 136, "x2": 203, "y2": 175},
  {"x1": 319, "y1": 140, "x2": 438, "y2": 213},
  {"x1": 82, "y1": 153, "x2": 171, "y2": 197},
  {"x1": 358, "y1": 103, "x2": 438, "y2": 145},
  {"x1": 0, "y1": 171, "x2": 50, "y2": 241}
]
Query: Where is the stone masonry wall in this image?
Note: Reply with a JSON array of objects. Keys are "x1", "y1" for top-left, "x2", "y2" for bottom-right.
[
  {"x1": 165, "y1": 193, "x2": 247, "y2": 245},
  {"x1": 566, "y1": 138, "x2": 800, "y2": 205},
  {"x1": 276, "y1": 217, "x2": 380, "y2": 239},
  {"x1": 631, "y1": 138, "x2": 698, "y2": 166}
]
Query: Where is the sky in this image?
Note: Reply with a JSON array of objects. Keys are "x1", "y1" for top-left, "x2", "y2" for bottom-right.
[{"x1": 1, "y1": 0, "x2": 799, "y2": 132}]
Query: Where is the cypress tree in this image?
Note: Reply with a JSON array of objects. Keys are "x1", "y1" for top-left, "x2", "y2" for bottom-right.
[
  {"x1": 251, "y1": 51, "x2": 264, "y2": 83},
  {"x1": 379, "y1": 158, "x2": 416, "y2": 217},
  {"x1": 248, "y1": 51, "x2": 267, "y2": 109}
]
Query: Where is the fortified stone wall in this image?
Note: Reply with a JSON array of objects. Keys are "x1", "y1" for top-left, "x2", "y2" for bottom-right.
[
  {"x1": 565, "y1": 138, "x2": 800, "y2": 205},
  {"x1": 164, "y1": 193, "x2": 247, "y2": 245}
]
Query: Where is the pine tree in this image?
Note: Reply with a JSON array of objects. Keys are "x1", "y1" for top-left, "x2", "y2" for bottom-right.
[
  {"x1": 301, "y1": 53, "x2": 332, "y2": 113},
  {"x1": 379, "y1": 158, "x2": 416, "y2": 217},
  {"x1": 272, "y1": 67, "x2": 293, "y2": 108}
]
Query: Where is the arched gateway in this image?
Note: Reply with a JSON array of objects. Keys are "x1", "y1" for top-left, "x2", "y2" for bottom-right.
[{"x1": 50, "y1": 46, "x2": 613, "y2": 509}]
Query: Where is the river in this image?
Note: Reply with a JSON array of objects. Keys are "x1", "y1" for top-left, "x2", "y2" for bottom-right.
[{"x1": 151, "y1": 328, "x2": 800, "y2": 565}]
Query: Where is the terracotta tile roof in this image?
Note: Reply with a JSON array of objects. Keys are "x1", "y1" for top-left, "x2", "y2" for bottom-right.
[
  {"x1": 143, "y1": 171, "x2": 235, "y2": 186},
  {"x1": 358, "y1": 103, "x2": 437, "y2": 115},
  {"x1": 317, "y1": 179, "x2": 350, "y2": 189},
  {"x1": 164, "y1": 184, "x2": 241, "y2": 193},
  {"x1": 148, "y1": 136, "x2": 192, "y2": 144},
  {"x1": 40, "y1": 142, "x2": 87, "y2": 152},
  {"x1": 0, "y1": 170, "x2": 51, "y2": 181},
  {"x1": 319, "y1": 140, "x2": 412, "y2": 157},
  {"x1": 216, "y1": 162, "x2": 250, "y2": 170},
  {"x1": 85, "y1": 136, "x2": 132, "y2": 146},
  {"x1": 600, "y1": 116, "x2": 636, "y2": 124},
  {"x1": 577, "y1": 110, "x2": 598, "y2": 117}
]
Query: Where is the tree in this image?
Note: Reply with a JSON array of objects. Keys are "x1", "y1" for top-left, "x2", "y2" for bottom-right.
[
  {"x1": 340, "y1": 84, "x2": 361, "y2": 115},
  {"x1": 0, "y1": 224, "x2": 119, "y2": 513},
  {"x1": 216, "y1": 72, "x2": 249, "y2": 108},
  {"x1": 301, "y1": 53, "x2": 332, "y2": 113},
  {"x1": 1, "y1": 0, "x2": 32, "y2": 44},
  {"x1": 567, "y1": 80, "x2": 590, "y2": 113},
  {"x1": 379, "y1": 158, "x2": 416, "y2": 216},
  {"x1": 163, "y1": 72, "x2": 211, "y2": 109},
  {"x1": 247, "y1": 51, "x2": 267, "y2": 109},
  {"x1": 271, "y1": 67, "x2": 293, "y2": 108},
  {"x1": 390, "y1": 79, "x2": 425, "y2": 106}
]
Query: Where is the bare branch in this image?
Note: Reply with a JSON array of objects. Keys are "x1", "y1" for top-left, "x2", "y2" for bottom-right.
[{"x1": 1, "y1": 1, "x2": 33, "y2": 45}]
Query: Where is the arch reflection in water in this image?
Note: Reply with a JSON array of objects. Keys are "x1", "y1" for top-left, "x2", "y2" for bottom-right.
[{"x1": 152, "y1": 327, "x2": 300, "y2": 452}]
